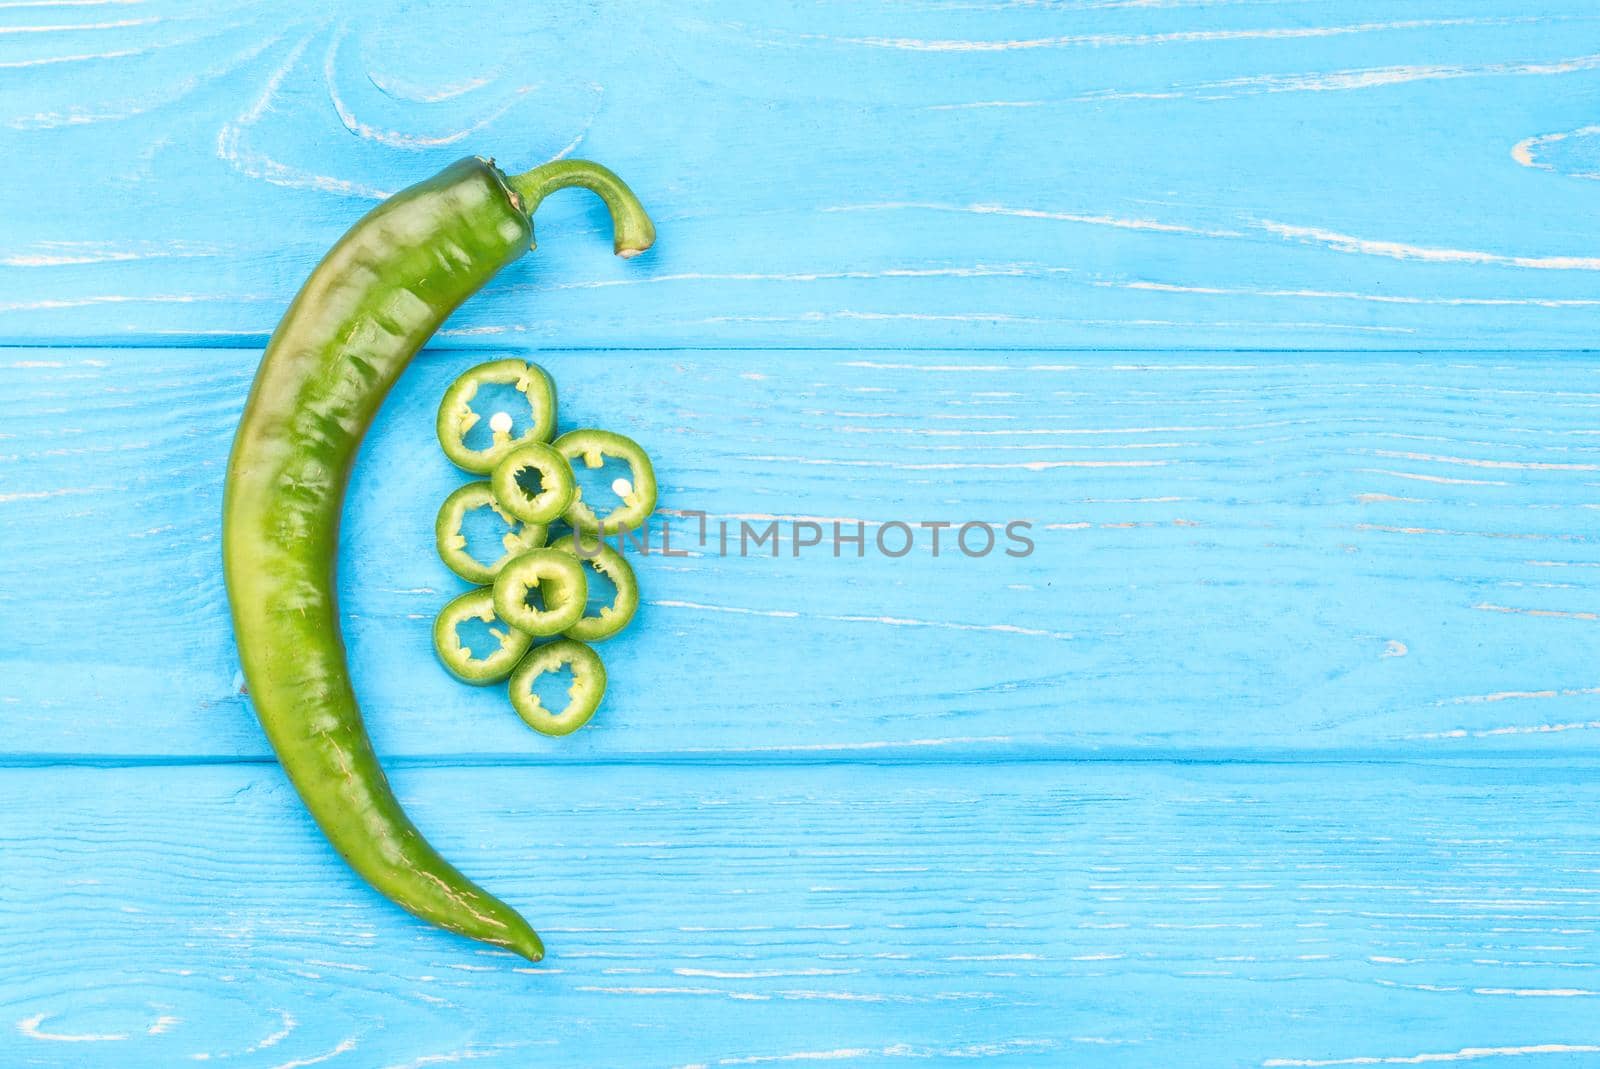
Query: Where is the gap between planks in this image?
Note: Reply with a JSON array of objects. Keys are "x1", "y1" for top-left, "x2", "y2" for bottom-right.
[
  {"x1": 7, "y1": 750, "x2": 1600, "y2": 771},
  {"x1": 7, "y1": 341, "x2": 1600, "y2": 354}
]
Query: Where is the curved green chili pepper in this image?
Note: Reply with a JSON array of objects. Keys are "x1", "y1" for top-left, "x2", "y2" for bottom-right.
[
  {"x1": 433, "y1": 586, "x2": 533, "y2": 684},
  {"x1": 490, "y1": 440, "x2": 576, "y2": 525},
  {"x1": 436, "y1": 358, "x2": 557, "y2": 473},
  {"x1": 222, "y1": 155, "x2": 653, "y2": 962},
  {"x1": 492, "y1": 548, "x2": 589, "y2": 637},
  {"x1": 436, "y1": 481, "x2": 547, "y2": 585},
  {"x1": 550, "y1": 533, "x2": 639, "y2": 642},
  {"x1": 508, "y1": 638, "x2": 608, "y2": 736},
  {"x1": 554, "y1": 429, "x2": 658, "y2": 535}
]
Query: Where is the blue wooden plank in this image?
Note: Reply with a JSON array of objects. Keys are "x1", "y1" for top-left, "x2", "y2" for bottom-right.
[
  {"x1": 5, "y1": 2, "x2": 1600, "y2": 347},
  {"x1": 2, "y1": 7, "x2": 1597, "y2": 1065},
  {"x1": 3, "y1": 761, "x2": 1599, "y2": 1068},
  {"x1": 4, "y1": 348, "x2": 1599, "y2": 760}
]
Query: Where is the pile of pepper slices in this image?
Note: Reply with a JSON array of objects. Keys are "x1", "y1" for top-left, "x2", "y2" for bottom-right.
[{"x1": 430, "y1": 357, "x2": 657, "y2": 735}]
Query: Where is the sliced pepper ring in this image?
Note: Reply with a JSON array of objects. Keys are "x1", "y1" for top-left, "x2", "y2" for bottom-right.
[
  {"x1": 435, "y1": 481, "x2": 548, "y2": 584},
  {"x1": 491, "y1": 440, "x2": 577, "y2": 524},
  {"x1": 492, "y1": 548, "x2": 589, "y2": 637},
  {"x1": 436, "y1": 358, "x2": 557, "y2": 473},
  {"x1": 508, "y1": 638, "x2": 607, "y2": 736},
  {"x1": 432, "y1": 586, "x2": 534, "y2": 685},
  {"x1": 550, "y1": 533, "x2": 639, "y2": 642},
  {"x1": 554, "y1": 428, "x2": 658, "y2": 535}
]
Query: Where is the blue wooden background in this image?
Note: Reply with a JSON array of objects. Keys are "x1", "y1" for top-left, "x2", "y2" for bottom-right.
[{"x1": 4, "y1": 1, "x2": 1600, "y2": 1066}]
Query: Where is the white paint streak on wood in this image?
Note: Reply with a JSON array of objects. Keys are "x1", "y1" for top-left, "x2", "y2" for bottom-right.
[
  {"x1": 190, "y1": 1010, "x2": 296, "y2": 1061},
  {"x1": 686, "y1": 737, "x2": 1015, "y2": 754},
  {"x1": 577, "y1": 985, "x2": 774, "y2": 1000},
  {"x1": 0, "y1": 0, "x2": 148, "y2": 8},
  {"x1": 321, "y1": 24, "x2": 523, "y2": 150},
  {"x1": 821, "y1": 613, "x2": 1072, "y2": 640},
  {"x1": 0, "y1": 44, "x2": 146, "y2": 68},
  {"x1": 740, "y1": 453, "x2": 1165, "y2": 470},
  {"x1": 546, "y1": 266, "x2": 1056, "y2": 289},
  {"x1": 0, "y1": 15, "x2": 156, "y2": 33},
  {"x1": 363, "y1": 66, "x2": 496, "y2": 104},
  {"x1": 0, "y1": 241, "x2": 222, "y2": 267},
  {"x1": 8, "y1": 28, "x2": 289, "y2": 131},
  {"x1": 713, "y1": 1050, "x2": 872, "y2": 1064},
  {"x1": 1513, "y1": 125, "x2": 1600, "y2": 174},
  {"x1": 706, "y1": 1043, "x2": 1058, "y2": 1064},
  {"x1": 1086, "y1": 52, "x2": 1600, "y2": 103},
  {"x1": 1109, "y1": 280, "x2": 1600, "y2": 309},
  {"x1": 303, "y1": 959, "x2": 370, "y2": 972},
  {"x1": 1474, "y1": 603, "x2": 1600, "y2": 621},
  {"x1": 648, "y1": 600, "x2": 801, "y2": 621},
  {"x1": 697, "y1": 310, "x2": 1416, "y2": 333},
  {"x1": 1264, "y1": 1042, "x2": 1600, "y2": 1066},
  {"x1": 1257, "y1": 222, "x2": 1600, "y2": 271},
  {"x1": 0, "y1": 293, "x2": 256, "y2": 311},
  {"x1": 1370, "y1": 451, "x2": 1600, "y2": 472},
  {"x1": 675, "y1": 969, "x2": 857, "y2": 979},
  {"x1": 377, "y1": 1048, "x2": 509, "y2": 1069},
  {"x1": 834, "y1": 422, "x2": 1228, "y2": 436},
  {"x1": 268, "y1": 1038, "x2": 358, "y2": 1069},
  {"x1": 0, "y1": 486, "x2": 102, "y2": 503},
  {"x1": 649, "y1": 599, "x2": 1075, "y2": 640},
  {"x1": 809, "y1": 18, "x2": 1527, "y2": 53},
  {"x1": 215, "y1": 31, "x2": 391, "y2": 200},
  {"x1": 16, "y1": 1012, "x2": 127, "y2": 1042},
  {"x1": 546, "y1": 121, "x2": 591, "y2": 163},
  {"x1": 926, "y1": 100, "x2": 1047, "y2": 111},
  {"x1": 825, "y1": 201, "x2": 1241, "y2": 237},
  {"x1": 1443, "y1": 688, "x2": 1600, "y2": 705},
  {"x1": 660, "y1": 508, "x2": 883, "y2": 526},
  {"x1": 1359, "y1": 469, "x2": 1512, "y2": 486},
  {"x1": 1413, "y1": 722, "x2": 1600, "y2": 740}
]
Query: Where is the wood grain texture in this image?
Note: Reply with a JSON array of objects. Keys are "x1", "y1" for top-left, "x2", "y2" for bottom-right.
[
  {"x1": 4, "y1": 3, "x2": 1599, "y2": 1060},
  {"x1": 4, "y1": 347, "x2": 1598, "y2": 760},
  {"x1": 5, "y1": 1, "x2": 1600, "y2": 347},
  {"x1": 4, "y1": 761, "x2": 1600, "y2": 1068}
]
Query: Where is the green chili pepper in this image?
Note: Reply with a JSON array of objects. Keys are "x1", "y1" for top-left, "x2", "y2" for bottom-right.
[
  {"x1": 436, "y1": 481, "x2": 547, "y2": 585},
  {"x1": 433, "y1": 586, "x2": 533, "y2": 684},
  {"x1": 222, "y1": 155, "x2": 654, "y2": 962},
  {"x1": 554, "y1": 429, "x2": 658, "y2": 535},
  {"x1": 550, "y1": 533, "x2": 639, "y2": 642},
  {"x1": 437, "y1": 359, "x2": 557, "y2": 473},
  {"x1": 490, "y1": 440, "x2": 576, "y2": 525},
  {"x1": 508, "y1": 638, "x2": 608, "y2": 736},
  {"x1": 492, "y1": 548, "x2": 589, "y2": 637}
]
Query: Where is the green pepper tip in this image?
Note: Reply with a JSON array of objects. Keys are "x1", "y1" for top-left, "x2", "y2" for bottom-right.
[{"x1": 509, "y1": 926, "x2": 546, "y2": 963}]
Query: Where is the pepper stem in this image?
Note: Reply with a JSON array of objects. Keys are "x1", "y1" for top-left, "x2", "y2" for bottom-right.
[{"x1": 507, "y1": 160, "x2": 656, "y2": 258}]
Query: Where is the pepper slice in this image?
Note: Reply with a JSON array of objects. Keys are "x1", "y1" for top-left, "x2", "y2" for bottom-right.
[
  {"x1": 432, "y1": 586, "x2": 534, "y2": 684},
  {"x1": 492, "y1": 548, "x2": 588, "y2": 636},
  {"x1": 508, "y1": 638, "x2": 607, "y2": 736},
  {"x1": 435, "y1": 481, "x2": 548, "y2": 584},
  {"x1": 554, "y1": 429, "x2": 658, "y2": 535},
  {"x1": 436, "y1": 358, "x2": 557, "y2": 474},
  {"x1": 550, "y1": 533, "x2": 639, "y2": 642},
  {"x1": 491, "y1": 440, "x2": 577, "y2": 525}
]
